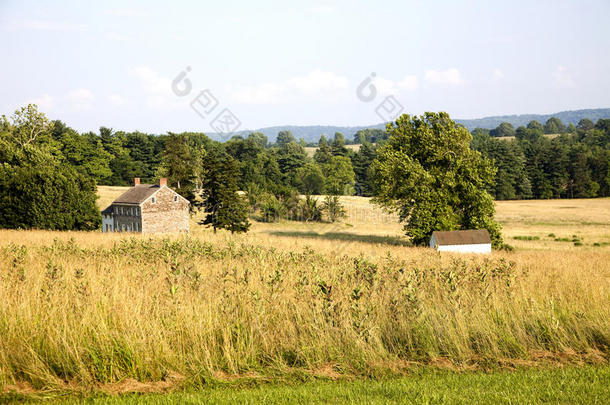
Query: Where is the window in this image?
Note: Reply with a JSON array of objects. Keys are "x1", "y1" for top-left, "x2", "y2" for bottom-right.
[
  {"x1": 174, "y1": 195, "x2": 178, "y2": 202},
  {"x1": 151, "y1": 197, "x2": 156, "y2": 204}
]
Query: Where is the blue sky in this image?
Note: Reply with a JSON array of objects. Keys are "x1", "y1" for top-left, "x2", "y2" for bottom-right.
[{"x1": 1, "y1": 0, "x2": 609, "y2": 134}]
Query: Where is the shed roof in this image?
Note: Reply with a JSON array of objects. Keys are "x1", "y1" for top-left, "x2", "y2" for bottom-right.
[
  {"x1": 432, "y1": 229, "x2": 491, "y2": 246},
  {"x1": 112, "y1": 184, "x2": 160, "y2": 205}
]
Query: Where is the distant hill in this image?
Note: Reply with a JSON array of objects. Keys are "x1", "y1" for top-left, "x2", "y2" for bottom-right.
[
  {"x1": 209, "y1": 108, "x2": 610, "y2": 143},
  {"x1": 454, "y1": 108, "x2": 610, "y2": 131}
]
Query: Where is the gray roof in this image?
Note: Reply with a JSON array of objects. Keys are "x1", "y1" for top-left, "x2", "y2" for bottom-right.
[
  {"x1": 112, "y1": 184, "x2": 160, "y2": 205},
  {"x1": 432, "y1": 229, "x2": 491, "y2": 246},
  {"x1": 101, "y1": 205, "x2": 114, "y2": 214}
]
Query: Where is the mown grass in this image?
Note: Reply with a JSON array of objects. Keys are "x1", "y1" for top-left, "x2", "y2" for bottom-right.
[{"x1": 5, "y1": 366, "x2": 609, "y2": 404}]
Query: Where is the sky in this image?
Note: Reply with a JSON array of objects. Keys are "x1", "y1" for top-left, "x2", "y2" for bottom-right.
[{"x1": 1, "y1": 0, "x2": 609, "y2": 134}]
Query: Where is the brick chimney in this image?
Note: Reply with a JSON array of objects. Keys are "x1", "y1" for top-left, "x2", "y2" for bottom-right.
[
  {"x1": 159, "y1": 178, "x2": 167, "y2": 187},
  {"x1": 134, "y1": 177, "x2": 140, "y2": 186}
]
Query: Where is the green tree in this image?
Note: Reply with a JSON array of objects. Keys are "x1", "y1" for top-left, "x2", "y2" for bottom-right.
[
  {"x1": 490, "y1": 122, "x2": 516, "y2": 137},
  {"x1": 51, "y1": 121, "x2": 112, "y2": 183},
  {"x1": 2, "y1": 104, "x2": 51, "y2": 147},
  {"x1": 372, "y1": 112, "x2": 502, "y2": 247},
  {"x1": 200, "y1": 147, "x2": 250, "y2": 233},
  {"x1": 296, "y1": 162, "x2": 325, "y2": 194},
  {"x1": 544, "y1": 117, "x2": 566, "y2": 134},
  {"x1": 324, "y1": 155, "x2": 355, "y2": 195},
  {"x1": 275, "y1": 141, "x2": 308, "y2": 186},
  {"x1": 158, "y1": 133, "x2": 199, "y2": 204},
  {"x1": 276, "y1": 130, "x2": 296, "y2": 147},
  {"x1": 527, "y1": 120, "x2": 544, "y2": 132},
  {"x1": 331, "y1": 132, "x2": 349, "y2": 156},
  {"x1": 247, "y1": 131, "x2": 268, "y2": 148},
  {"x1": 314, "y1": 135, "x2": 333, "y2": 164},
  {"x1": 351, "y1": 142, "x2": 377, "y2": 196},
  {"x1": 577, "y1": 119, "x2": 595, "y2": 132},
  {"x1": 0, "y1": 105, "x2": 100, "y2": 230}
]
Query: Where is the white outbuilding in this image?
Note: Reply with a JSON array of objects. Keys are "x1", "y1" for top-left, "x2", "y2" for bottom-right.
[{"x1": 430, "y1": 229, "x2": 492, "y2": 254}]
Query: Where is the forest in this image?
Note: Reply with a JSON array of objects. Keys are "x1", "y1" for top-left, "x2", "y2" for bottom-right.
[
  {"x1": 38, "y1": 115, "x2": 610, "y2": 201},
  {"x1": 1, "y1": 106, "x2": 609, "y2": 233}
]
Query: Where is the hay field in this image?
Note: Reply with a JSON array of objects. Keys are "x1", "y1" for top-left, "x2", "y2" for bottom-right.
[
  {"x1": 304, "y1": 144, "x2": 361, "y2": 157},
  {"x1": 0, "y1": 187, "x2": 608, "y2": 396}
]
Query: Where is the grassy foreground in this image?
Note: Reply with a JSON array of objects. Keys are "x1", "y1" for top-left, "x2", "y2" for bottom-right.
[
  {"x1": 0, "y1": 193, "x2": 608, "y2": 399},
  {"x1": 0, "y1": 235, "x2": 609, "y2": 393}
]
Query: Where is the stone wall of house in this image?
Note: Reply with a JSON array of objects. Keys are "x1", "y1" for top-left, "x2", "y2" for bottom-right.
[
  {"x1": 141, "y1": 187, "x2": 190, "y2": 233},
  {"x1": 113, "y1": 205, "x2": 142, "y2": 232}
]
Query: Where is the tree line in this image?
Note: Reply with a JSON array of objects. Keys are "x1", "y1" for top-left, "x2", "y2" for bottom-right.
[
  {"x1": 472, "y1": 118, "x2": 610, "y2": 199},
  {"x1": 1, "y1": 104, "x2": 608, "y2": 244}
]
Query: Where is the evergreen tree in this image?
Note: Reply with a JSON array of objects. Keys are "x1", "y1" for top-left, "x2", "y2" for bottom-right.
[
  {"x1": 351, "y1": 142, "x2": 377, "y2": 196},
  {"x1": 314, "y1": 135, "x2": 333, "y2": 164},
  {"x1": 331, "y1": 132, "x2": 349, "y2": 156},
  {"x1": 200, "y1": 147, "x2": 250, "y2": 233}
]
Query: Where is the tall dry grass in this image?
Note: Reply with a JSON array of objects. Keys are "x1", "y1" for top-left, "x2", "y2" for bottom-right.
[{"x1": 0, "y1": 232, "x2": 608, "y2": 391}]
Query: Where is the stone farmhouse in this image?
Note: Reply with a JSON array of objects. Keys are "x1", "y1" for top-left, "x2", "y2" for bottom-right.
[
  {"x1": 102, "y1": 178, "x2": 190, "y2": 233},
  {"x1": 429, "y1": 229, "x2": 492, "y2": 254}
]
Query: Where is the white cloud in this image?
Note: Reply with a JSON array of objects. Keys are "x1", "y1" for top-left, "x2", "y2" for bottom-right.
[
  {"x1": 2, "y1": 19, "x2": 87, "y2": 31},
  {"x1": 372, "y1": 76, "x2": 397, "y2": 96},
  {"x1": 107, "y1": 8, "x2": 148, "y2": 18},
  {"x1": 424, "y1": 68, "x2": 464, "y2": 85},
  {"x1": 552, "y1": 66, "x2": 575, "y2": 88},
  {"x1": 492, "y1": 68, "x2": 504, "y2": 81},
  {"x1": 309, "y1": 5, "x2": 335, "y2": 14},
  {"x1": 397, "y1": 74, "x2": 419, "y2": 91},
  {"x1": 130, "y1": 66, "x2": 182, "y2": 110},
  {"x1": 66, "y1": 89, "x2": 95, "y2": 111},
  {"x1": 24, "y1": 94, "x2": 54, "y2": 110},
  {"x1": 105, "y1": 32, "x2": 130, "y2": 42},
  {"x1": 108, "y1": 94, "x2": 128, "y2": 106},
  {"x1": 233, "y1": 70, "x2": 349, "y2": 104}
]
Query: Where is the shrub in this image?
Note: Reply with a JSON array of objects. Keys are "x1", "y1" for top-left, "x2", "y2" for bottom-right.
[{"x1": 513, "y1": 235, "x2": 540, "y2": 241}]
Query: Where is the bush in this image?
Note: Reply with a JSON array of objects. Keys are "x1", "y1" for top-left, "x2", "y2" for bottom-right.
[
  {"x1": 513, "y1": 235, "x2": 540, "y2": 241},
  {"x1": 300, "y1": 195, "x2": 323, "y2": 222},
  {"x1": 0, "y1": 163, "x2": 100, "y2": 230},
  {"x1": 322, "y1": 195, "x2": 346, "y2": 223},
  {"x1": 259, "y1": 194, "x2": 286, "y2": 223}
]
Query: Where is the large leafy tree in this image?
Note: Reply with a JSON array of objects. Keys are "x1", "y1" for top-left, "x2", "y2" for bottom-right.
[
  {"x1": 490, "y1": 122, "x2": 516, "y2": 138},
  {"x1": 544, "y1": 117, "x2": 566, "y2": 134},
  {"x1": 324, "y1": 155, "x2": 355, "y2": 195},
  {"x1": 51, "y1": 121, "x2": 112, "y2": 183},
  {"x1": 0, "y1": 104, "x2": 100, "y2": 230},
  {"x1": 275, "y1": 130, "x2": 296, "y2": 147},
  {"x1": 372, "y1": 112, "x2": 503, "y2": 247}
]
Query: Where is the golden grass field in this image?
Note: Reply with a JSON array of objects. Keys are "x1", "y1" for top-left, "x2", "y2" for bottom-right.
[{"x1": 0, "y1": 186, "x2": 608, "y2": 395}]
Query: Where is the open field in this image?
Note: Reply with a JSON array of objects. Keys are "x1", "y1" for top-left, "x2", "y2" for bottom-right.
[
  {"x1": 304, "y1": 143, "x2": 362, "y2": 157},
  {"x1": 0, "y1": 188, "x2": 608, "y2": 400}
]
